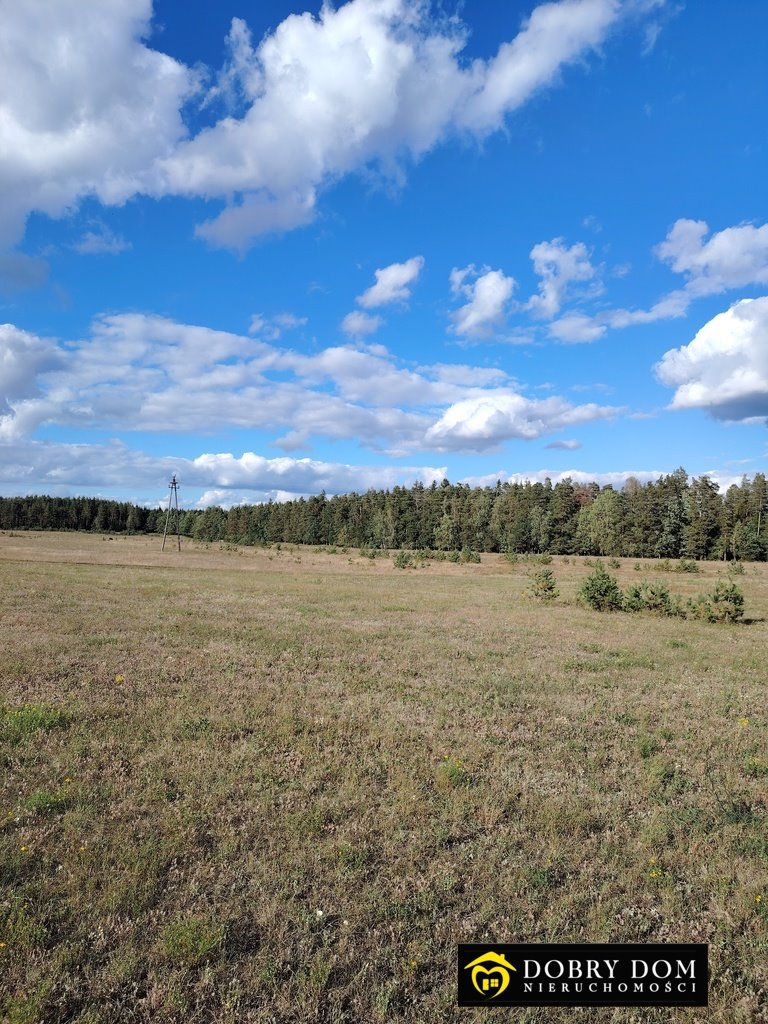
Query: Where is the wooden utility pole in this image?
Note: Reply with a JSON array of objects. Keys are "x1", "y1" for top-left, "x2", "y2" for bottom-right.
[{"x1": 161, "y1": 474, "x2": 181, "y2": 551}]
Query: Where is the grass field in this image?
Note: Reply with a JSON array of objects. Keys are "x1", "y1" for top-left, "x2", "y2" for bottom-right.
[{"x1": 1, "y1": 532, "x2": 766, "y2": 1023}]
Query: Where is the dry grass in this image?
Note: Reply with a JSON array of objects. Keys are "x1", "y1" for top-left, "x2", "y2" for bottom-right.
[{"x1": 1, "y1": 532, "x2": 766, "y2": 1023}]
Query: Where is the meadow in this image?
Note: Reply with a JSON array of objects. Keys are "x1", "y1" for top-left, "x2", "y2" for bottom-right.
[{"x1": 1, "y1": 532, "x2": 766, "y2": 1023}]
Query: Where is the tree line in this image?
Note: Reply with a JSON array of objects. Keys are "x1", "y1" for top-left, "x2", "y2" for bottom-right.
[{"x1": 2, "y1": 470, "x2": 767, "y2": 560}]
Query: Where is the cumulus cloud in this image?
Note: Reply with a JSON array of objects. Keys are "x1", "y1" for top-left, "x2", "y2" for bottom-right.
[
  {"x1": 0, "y1": 311, "x2": 619, "y2": 453},
  {"x1": 0, "y1": 437, "x2": 447, "y2": 501},
  {"x1": 357, "y1": 256, "x2": 424, "y2": 308},
  {"x1": 450, "y1": 265, "x2": 516, "y2": 339},
  {"x1": 656, "y1": 219, "x2": 768, "y2": 296},
  {"x1": 655, "y1": 297, "x2": 768, "y2": 421},
  {"x1": 461, "y1": 467, "x2": 667, "y2": 488},
  {"x1": 539, "y1": 218, "x2": 768, "y2": 341},
  {"x1": 526, "y1": 238, "x2": 598, "y2": 319},
  {"x1": 548, "y1": 312, "x2": 606, "y2": 343},
  {"x1": 340, "y1": 311, "x2": 384, "y2": 339},
  {"x1": 0, "y1": 325, "x2": 63, "y2": 421},
  {"x1": 0, "y1": 0, "x2": 196, "y2": 249},
  {"x1": 0, "y1": 0, "x2": 645, "y2": 253},
  {"x1": 424, "y1": 393, "x2": 619, "y2": 451}
]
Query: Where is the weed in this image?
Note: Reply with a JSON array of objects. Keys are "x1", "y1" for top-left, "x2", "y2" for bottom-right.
[
  {"x1": 160, "y1": 919, "x2": 223, "y2": 969},
  {"x1": 0, "y1": 703, "x2": 69, "y2": 745},
  {"x1": 435, "y1": 756, "x2": 472, "y2": 789}
]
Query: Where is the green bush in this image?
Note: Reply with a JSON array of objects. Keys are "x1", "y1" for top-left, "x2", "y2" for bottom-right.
[
  {"x1": 687, "y1": 581, "x2": 744, "y2": 623},
  {"x1": 528, "y1": 568, "x2": 559, "y2": 602},
  {"x1": 709, "y1": 580, "x2": 745, "y2": 622},
  {"x1": 728, "y1": 561, "x2": 745, "y2": 576},
  {"x1": 578, "y1": 562, "x2": 623, "y2": 611},
  {"x1": 393, "y1": 550, "x2": 414, "y2": 569},
  {"x1": 447, "y1": 550, "x2": 461, "y2": 563},
  {"x1": 504, "y1": 551, "x2": 519, "y2": 564},
  {"x1": 460, "y1": 548, "x2": 481, "y2": 563},
  {"x1": 608, "y1": 557, "x2": 621, "y2": 569},
  {"x1": 533, "y1": 553, "x2": 553, "y2": 565},
  {"x1": 623, "y1": 580, "x2": 680, "y2": 616},
  {"x1": 675, "y1": 558, "x2": 699, "y2": 573}
]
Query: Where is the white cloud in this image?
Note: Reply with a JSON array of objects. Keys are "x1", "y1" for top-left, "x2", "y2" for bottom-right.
[
  {"x1": 655, "y1": 297, "x2": 768, "y2": 421},
  {"x1": 357, "y1": 256, "x2": 424, "y2": 308},
  {"x1": 340, "y1": 311, "x2": 384, "y2": 339},
  {"x1": 0, "y1": 0, "x2": 196, "y2": 249},
  {"x1": 526, "y1": 238, "x2": 598, "y2": 319},
  {"x1": 548, "y1": 313, "x2": 606, "y2": 343},
  {"x1": 533, "y1": 218, "x2": 768, "y2": 341},
  {"x1": 0, "y1": 311, "x2": 619, "y2": 454},
  {"x1": 545, "y1": 439, "x2": 582, "y2": 449},
  {"x1": 249, "y1": 311, "x2": 307, "y2": 340},
  {"x1": 0, "y1": 0, "x2": 642, "y2": 253},
  {"x1": 0, "y1": 325, "x2": 63, "y2": 417},
  {"x1": 450, "y1": 265, "x2": 516, "y2": 339},
  {"x1": 0, "y1": 437, "x2": 447, "y2": 499},
  {"x1": 461, "y1": 467, "x2": 668, "y2": 488},
  {"x1": 424, "y1": 393, "x2": 619, "y2": 451},
  {"x1": 655, "y1": 219, "x2": 768, "y2": 297}
]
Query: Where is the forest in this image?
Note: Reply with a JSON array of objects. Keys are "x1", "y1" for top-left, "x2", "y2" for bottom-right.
[{"x1": 1, "y1": 469, "x2": 767, "y2": 560}]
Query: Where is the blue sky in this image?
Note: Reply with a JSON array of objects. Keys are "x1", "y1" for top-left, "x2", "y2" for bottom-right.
[{"x1": 1, "y1": 0, "x2": 766, "y2": 509}]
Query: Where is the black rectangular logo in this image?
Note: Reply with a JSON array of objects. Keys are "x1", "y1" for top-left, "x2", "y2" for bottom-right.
[{"x1": 458, "y1": 943, "x2": 708, "y2": 1007}]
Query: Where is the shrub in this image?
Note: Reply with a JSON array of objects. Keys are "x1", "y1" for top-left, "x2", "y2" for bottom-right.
[
  {"x1": 460, "y1": 548, "x2": 481, "y2": 563},
  {"x1": 528, "y1": 568, "x2": 559, "y2": 602},
  {"x1": 608, "y1": 557, "x2": 621, "y2": 569},
  {"x1": 447, "y1": 550, "x2": 461, "y2": 563},
  {"x1": 623, "y1": 580, "x2": 678, "y2": 616},
  {"x1": 709, "y1": 580, "x2": 745, "y2": 623},
  {"x1": 633, "y1": 562, "x2": 642, "y2": 572},
  {"x1": 578, "y1": 562, "x2": 623, "y2": 611},
  {"x1": 657, "y1": 559, "x2": 672, "y2": 572},
  {"x1": 687, "y1": 581, "x2": 744, "y2": 623},
  {"x1": 675, "y1": 558, "x2": 699, "y2": 573},
  {"x1": 504, "y1": 551, "x2": 519, "y2": 564},
  {"x1": 728, "y1": 561, "x2": 745, "y2": 576},
  {"x1": 393, "y1": 550, "x2": 414, "y2": 569},
  {"x1": 533, "y1": 553, "x2": 553, "y2": 565}
]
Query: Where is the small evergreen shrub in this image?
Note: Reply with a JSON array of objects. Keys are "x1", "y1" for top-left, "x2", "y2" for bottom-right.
[
  {"x1": 447, "y1": 550, "x2": 461, "y2": 563},
  {"x1": 686, "y1": 581, "x2": 744, "y2": 623},
  {"x1": 623, "y1": 580, "x2": 676, "y2": 616},
  {"x1": 533, "y1": 553, "x2": 553, "y2": 565},
  {"x1": 728, "y1": 561, "x2": 745, "y2": 576},
  {"x1": 657, "y1": 559, "x2": 672, "y2": 572},
  {"x1": 504, "y1": 551, "x2": 519, "y2": 564},
  {"x1": 528, "y1": 568, "x2": 559, "y2": 602},
  {"x1": 393, "y1": 550, "x2": 414, "y2": 569},
  {"x1": 709, "y1": 580, "x2": 745, "y2": 623},
  {"x1": 675, "y1": 558, "x2": 699, "y2": 573},
  {"x1": 578, "y1": 562, "x2": 623, "y2": 611},
  {"x1": 460, "y1": 548, "x2": 481, "y2": 563},
  {"x1": 608, "y1": 557, "x2": 621, "y2": 569}
]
